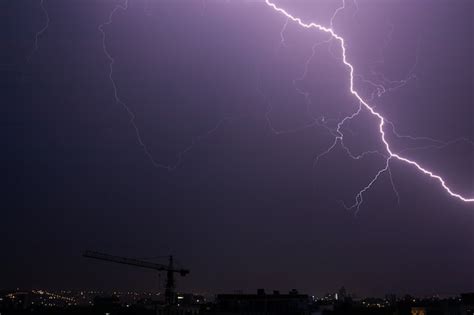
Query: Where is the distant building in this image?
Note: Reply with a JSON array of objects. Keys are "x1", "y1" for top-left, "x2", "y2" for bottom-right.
[
  {"x1": 213, "y1": 289, "x2": 310, "y2": 315},
  {"x1": 411, "y1": 306, "x2": 427, "y2": 315},
  {"x1": 461, "y1": 293, "x2": 474, "y2": 315},
  {"x1": 311, "y1": 301, "x2": 334, "y2": 315},
  {"x1": 177, "y1": 293, "x2": 205, "y2": 306},
  {"x1": 0, "y1": 291, "x2": 32, "y2": 310},
  {"x1": 156, "y1": 304, "x2": 200, "y2": 315}
]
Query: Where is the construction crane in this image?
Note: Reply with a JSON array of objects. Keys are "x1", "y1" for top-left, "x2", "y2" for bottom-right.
[{"x1": 83, "y1": 250, "x2": 189, "y2": 305}]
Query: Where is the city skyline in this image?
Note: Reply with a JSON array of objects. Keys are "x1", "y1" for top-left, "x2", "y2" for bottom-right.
[{"x1": 2, "y1": 0, "x2": 473, "y2": 298}]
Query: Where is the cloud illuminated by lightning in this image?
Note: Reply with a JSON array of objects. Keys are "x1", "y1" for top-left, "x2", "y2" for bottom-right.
[{"x1": 263, "y1": 0, "x2": 473, "y2": 206}]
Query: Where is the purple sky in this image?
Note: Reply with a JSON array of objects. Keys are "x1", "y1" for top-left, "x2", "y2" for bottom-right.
[{"x1": 1, "y1": 0, "x2": 473, "y2": 297}]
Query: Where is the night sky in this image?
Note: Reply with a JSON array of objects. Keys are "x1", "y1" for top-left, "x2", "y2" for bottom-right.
[{"x1": 1, "y1": 0, "x2": 473, "y2": 297}]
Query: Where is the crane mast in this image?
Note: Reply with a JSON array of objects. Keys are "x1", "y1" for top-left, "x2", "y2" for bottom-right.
[{"x1": 83, "y1": 250, "x2": 189, "y2": 305}]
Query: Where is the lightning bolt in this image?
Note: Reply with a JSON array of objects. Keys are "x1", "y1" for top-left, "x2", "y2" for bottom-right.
[
  {"x1": 355, "y1": 25, "x2": 419, "y2": 102},
  {"x1": 259, "y1": 34, "x2": 334, "y2": 136},
  {"x1": 100, "y1": 0, "x2": 231, "y2": 171},
  {"x1": 263, "y1": 0, "x2": 474, "y2": 206},
  {"x1": 277, "y1": 17, "x2": 289, "y2": 51},
  {"x1": 28, "y1": 0, "x2": 50, "y2": 61}
]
